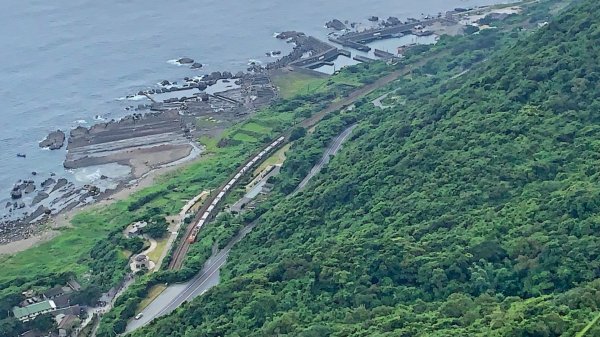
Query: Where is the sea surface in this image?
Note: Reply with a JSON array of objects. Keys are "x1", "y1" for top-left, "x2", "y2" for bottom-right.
[{"x1": 0, "y1": 0, "x2": 507, "y2": 212}]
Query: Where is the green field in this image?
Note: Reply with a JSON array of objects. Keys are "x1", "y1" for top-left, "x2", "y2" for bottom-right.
[{"x1": 271, "y1": 70, "x2": 328, "y2": 98}]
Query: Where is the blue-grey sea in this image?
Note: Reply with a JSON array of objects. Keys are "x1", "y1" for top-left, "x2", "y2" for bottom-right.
[{"x1": 0, "y1": 0, "x2": 506, "y2": 210}]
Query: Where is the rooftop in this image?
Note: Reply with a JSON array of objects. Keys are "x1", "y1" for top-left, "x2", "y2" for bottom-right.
[
  {"x1": 13, "y1": 300, "x2": 56, "y2": 319},
  {"x1": 43, "y1": 286, "x2": 65, "y2": 298},
  {"x1": 134, "y1": 254, "x2": 148, "y2": 262}
]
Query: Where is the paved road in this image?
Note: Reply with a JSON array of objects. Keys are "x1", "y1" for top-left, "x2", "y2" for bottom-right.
[
  {"x1": 125, "y1": 221, "x2": 258, "y2": 333},
  {"x1": 293, "y1": 124, "x2": 357, "y2": 195},
  {"x1": 372, "y1": 93, "x2": 390, "y2": 109}
]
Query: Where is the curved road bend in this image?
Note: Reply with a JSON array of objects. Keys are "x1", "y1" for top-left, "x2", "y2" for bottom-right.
[
  {"x1": 125, "y1": 221, "x2": 258, "y2": 333},
  {"x1": 292, "y1": 124, "x2": 357, "y2": 195}
]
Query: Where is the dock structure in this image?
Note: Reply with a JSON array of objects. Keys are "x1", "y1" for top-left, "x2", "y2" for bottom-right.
[
  {"x1": 290, "y1": 47, "x2": 346, "y2": 69},
  {"x1": 373, "y1": 49, "x2": 397, "y2": 60},
  {"x1": 210, "y1": 94, "x2": 241, "y2": 105},
  {"x1": 332, "y1": 18, "x2": 446, "y2": 53},
  {"x1": 353, "y1": 55, "x2": 376, "y2": 63}
]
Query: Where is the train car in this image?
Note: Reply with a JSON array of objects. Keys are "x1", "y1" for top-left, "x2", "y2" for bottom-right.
[
  {"x1": 234, "y1": 172, "x2": 241, "y2": 179},
  {"x1": 217, "y1": 191, "x2": 225, "y2": 199},
  {"x1": 207, "y1": 205, "x2": 214, "y2": 213}
]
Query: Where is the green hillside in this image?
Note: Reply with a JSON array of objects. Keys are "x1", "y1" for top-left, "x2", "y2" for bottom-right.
[{"x1": 131, "y1": 1, "x2": 600, "y2": 336}]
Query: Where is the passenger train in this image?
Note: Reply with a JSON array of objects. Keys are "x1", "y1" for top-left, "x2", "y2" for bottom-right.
[{"x1": 187, "y1": 136, "x2": 285, "y2": 243}]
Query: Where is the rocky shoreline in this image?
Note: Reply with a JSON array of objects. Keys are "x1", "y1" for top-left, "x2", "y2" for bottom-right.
[{"x1": 0, "y1": 39, "x2": 289, "y2": 245}]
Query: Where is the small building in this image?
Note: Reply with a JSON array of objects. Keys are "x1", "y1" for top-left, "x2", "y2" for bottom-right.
[
  {"x1": 13, "y1": 300, "x2": 56, "y2": 322},
  {"x1": 52, "y1": 294, "x2": 73, "y2": 309},
  {"x1": 127, "y1": 221, "x2": 148, "y2": 238},
  {"x1": 57, "y1": 314, "x2": 80, "y2": 337},
  {"x1": 43, "y1": 286, "x2": 67, "y2": 300},
  {"x1": 67, "y1": 280, "x2": 81, "y2": 292},
  {"x1": 134, "y1": 254, "x2": 150, "y2": 269}
]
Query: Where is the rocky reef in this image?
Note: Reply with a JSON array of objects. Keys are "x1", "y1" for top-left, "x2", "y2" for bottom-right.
[{"x1": 39, "y1": 130, "x2": 66, "y2": 150}]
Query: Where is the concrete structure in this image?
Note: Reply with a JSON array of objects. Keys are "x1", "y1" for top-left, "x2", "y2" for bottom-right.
[
  {"x1": 134, "y1": 254, "x2": 150, "y2": 270},
  {"x1": 13, "y1": 300, "x2": 56, "y2": 322},
  {"x1": 127, "y1": 221, "x2": 148, "y2": 237}
]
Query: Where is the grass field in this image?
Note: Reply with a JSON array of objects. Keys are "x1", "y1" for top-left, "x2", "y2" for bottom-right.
[
  {"x1": 271, "y1": 71, "x2": 328, "y2": 99},
  {"x1": 0, "y1": 204, "x2": 133, "y2": 283},
  {"x1": 147, "y1": 237, "x2": 168, "y2": 263}
]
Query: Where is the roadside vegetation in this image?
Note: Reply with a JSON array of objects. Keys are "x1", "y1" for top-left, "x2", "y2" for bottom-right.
[{"x1": 127, "y1": 1, "x2": 600, "y2": 336}]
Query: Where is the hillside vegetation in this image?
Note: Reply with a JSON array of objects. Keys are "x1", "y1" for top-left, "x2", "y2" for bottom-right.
[{"x1": 131, "y1": 0, "x2": 600, "y2": 336}]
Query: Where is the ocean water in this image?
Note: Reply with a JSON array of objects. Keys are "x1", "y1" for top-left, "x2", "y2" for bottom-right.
[{"x1": 0, "y1": 0, "x2": 508, "y2": 210}]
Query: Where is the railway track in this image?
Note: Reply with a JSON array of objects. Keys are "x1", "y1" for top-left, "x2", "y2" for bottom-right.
[
  {"x1": 168, "y1": 136, "x2": 285, "y2": 270},
  {"x1": 168, "y1": 58, "x2": 433, "y2": 269}
]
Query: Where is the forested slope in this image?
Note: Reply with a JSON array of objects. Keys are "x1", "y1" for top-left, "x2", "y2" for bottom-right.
[{"x1": 132, "y1": 1, "x2": 600, "y2": 336}]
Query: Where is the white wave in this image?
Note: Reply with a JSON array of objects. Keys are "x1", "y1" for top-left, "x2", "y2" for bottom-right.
[
  {"x1": 167, "y1": 59, "x2": 185, "y2": 66},
  {"x1": 117, "y1": 94, "x2": 146, "y2": 101},
  {"x1": 75, "y1": 120, "x2": 87, "y2": 124},
  {"x1": 273, "y1": 32, "x2": 280, "y2": 38},
  {"x1": 94, "y1": 115, "x2": 106, "y2": 121},
  {"x1": 248, "y1": 59, "x2": 263, "y2": 65}
]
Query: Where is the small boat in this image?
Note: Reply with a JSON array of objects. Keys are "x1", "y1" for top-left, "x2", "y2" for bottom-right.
[{"x1": 16, "y1": 153, "x2": 26, "y2": 158}]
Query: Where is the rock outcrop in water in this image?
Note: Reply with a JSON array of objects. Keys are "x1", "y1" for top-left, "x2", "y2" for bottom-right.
[
  {"x1": 177, "y1": 57, "x2": 194, "y2": 64},
  {"x1": 326, "y1": 19, "x2": 346, "y2": 30},
  {"x1": 39, "y1": 130, "x2": 66, "y2": 150}
]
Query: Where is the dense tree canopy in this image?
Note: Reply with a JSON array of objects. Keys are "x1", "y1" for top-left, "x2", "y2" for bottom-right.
[{"x1": 131, "y1": 1, "x2": 600, "y2": 336}]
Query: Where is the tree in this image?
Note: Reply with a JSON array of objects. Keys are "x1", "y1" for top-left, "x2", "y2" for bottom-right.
[{"x1": 289, "y1": 127, "x2": 307, "y2": 141}]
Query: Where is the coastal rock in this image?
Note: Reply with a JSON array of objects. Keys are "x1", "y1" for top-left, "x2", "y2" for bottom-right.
[
  {"x1": 326, "y1": 19, "x2": 346, "y2": 30},
  {"x1": 10, "y1": 188, "x2": 22, "y2": 199},
  {"x1": 32, "y1": 192, "x2": 49, "y2": 205},
  {"x1": 190, "y1": 62, "x2": 203, "y2": 69},
  {"x1": 39, "y1": 130, "x2": 66, "y2": 150},
  {"x1": 100, "y1": 175, "x2": 108, "y2": 180},
  {"x1": 205, "y1": 71, "x2": 222, "y2": 81},
  {"x1": 23, "y1": 183, "x2": 35, "y2": 194},
  {"x1": 386, "y1": 16, "x2": 401, "y2": 26},
  {"x1": 275, "y1": 31, "x2": 305, "y2": 40},
  {"x1": 160, "y1": 80, "x2": 171, "y2": 86},
  {"x1": 197, "y1": 82, "x2": 207, "y2": 91},
  {"x1": 368, "y1": 16, "x2": 379, "y2": 22},
  {"x1": 5, "y1": 202, "x2": 11, "y2": 208},
  {"x1": 177, "y1": 57, "x2": 194, "y2": 64},
  {"x1": 70, "y1": 126, "x2": 89, "y2": 138},
  {"x1": 41, "y1": 178, "x2": 56, "y2": 188},
  {"x1": 222, "y1": 71, "x2": 233, "y2": 79},
  {"x1": 234, "y1": 71, "x2": 245, "y2": 79},
  {"x1": 51, "y1": 178, "x2": 68, "y2": 193},
  {"x1": 32, "y1": 171, "x2": 37, "y2": 176}
]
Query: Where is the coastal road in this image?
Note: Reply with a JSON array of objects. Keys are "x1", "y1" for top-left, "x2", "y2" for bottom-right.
[
  {"x1": 126, "y1": 221, "x2": 258, "y2": 333},
  {"x1": 293, "y1": 124, "x2": 357, "y2": 195}
]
